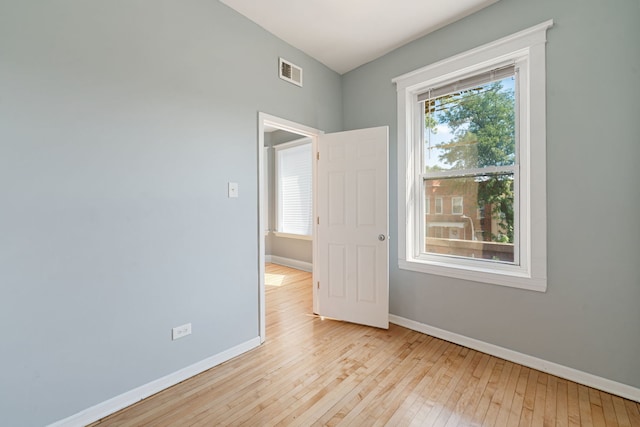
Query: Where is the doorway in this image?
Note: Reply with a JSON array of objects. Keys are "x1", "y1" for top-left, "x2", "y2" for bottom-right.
[
  {"x1": 258, "y1": 114, "x2": 390, "y2": 340},
  {"x1": 258, "y1": 113, "x2": 322, "y2": 342}
]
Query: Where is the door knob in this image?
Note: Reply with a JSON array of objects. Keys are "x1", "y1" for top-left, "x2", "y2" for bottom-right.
[{"x1": 378, "y1": 234, "x2": 386, "y2": 241}]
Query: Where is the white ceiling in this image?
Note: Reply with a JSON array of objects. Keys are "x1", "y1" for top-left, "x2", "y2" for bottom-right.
[{"x1": 219, "y1": 0, "x2": 498, "y2": 75}]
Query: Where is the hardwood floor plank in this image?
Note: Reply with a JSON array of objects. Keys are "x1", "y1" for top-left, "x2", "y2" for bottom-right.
[
  {"x1": 530, "y1": 373, "x2": 547, "y2": 427},
  {"x1": 269, "y1": 334, "x2": 396, "y2": 425},
  {"x1": 504, "y1": 365, "x2": 529, "y2": 426},
  {"x1": 610, "y1": 395, "x2": 632, "y2": 427},
  {"x1": 384, "y1": 342, "x2": 464, "y2": 425},
  {"x1": 517, "y1": 368, "x2": 538, "y2": 427},
  {"x1": 482, "y1": 360, "x2": 516, "y2": 426},
  {"x1": 578, "y1": 384, "x2": 595, "y2": 427},
  {"x1": 417, "y1": 348, "x2": 481, "y2": 426},
  {"x1": 494, "y1": 363, "x2": 525, "y2": 427},
  {"x1": 449, "y1": 355, "x2": 496, "y2": 426},
  {"x1": 235, "y1": 327, "x2": 382, "y2": 426},
  {"x1": 567, "y1": 381, "x2": 582, "y2": 427},
  {"x1": 440, "y1": 352, "x2": 491, "y2": 427},
  {"x1": 589, "y1": 387, "x2": 607, "y2": 426},
  {"x1": 544, "y1": 374, "x2": 558, "y2": 427},
  {"x1": 623, "y1": 400, "x2": 640, "y2": 427},
  {"x1": 601, "y1": 392, "x2": 621, "y2": 427},
  {"x1": 315, "y1": 331, "x2": 430, "y2": 426},
  {"x1": 90, "y1": 264, "x2": 640, "y2": 427},
  {"x1": 281, "y1": 329, "x2": 414, "y2": 426},
  {"x1": 369, "y1": 337, "x2": 452, "y2": 426},
  {"x1": 470, "y1": 358, "x2": 506, "y2": 426},
  {"x1": 557, "y1": 379, "x2": 570, "y2": 427}
]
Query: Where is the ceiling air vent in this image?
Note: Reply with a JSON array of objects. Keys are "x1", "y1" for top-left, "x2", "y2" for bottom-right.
[{"x1": 279, "y1": 58, "x2": 303, "y2": 87}]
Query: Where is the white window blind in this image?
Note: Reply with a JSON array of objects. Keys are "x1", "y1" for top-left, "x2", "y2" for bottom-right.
[
  {"x1": 417, "y1": 65, "x2": 515, "y2": 102},
  {"x1": 275, "y1": 139, "x2": 312, "y2": 236}
]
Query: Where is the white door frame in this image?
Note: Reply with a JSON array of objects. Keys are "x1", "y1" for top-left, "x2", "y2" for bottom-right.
[{"x1": 257, "y1": 112, "x2": 322, "y2": 343}]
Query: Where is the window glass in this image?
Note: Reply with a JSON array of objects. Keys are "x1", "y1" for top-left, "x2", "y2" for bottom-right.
[
  {"x1": 424, "y1": 174, "x2": 514, "y2": 263},
  {"x1": 424, "y1": 76, "x2": 516, "y2": 171},
  {"x1": 276, "y1": 141, "x2": 312, "y2": 236},
  {"x1": 422, "y1": 75, "x2": 516, "y2": 264},
  {"x1": 452, "y1": 197, "x2": 463, "y2": 215},
  {"x1": 435, "y1": 197, "x2": 443, "y2": 214}
]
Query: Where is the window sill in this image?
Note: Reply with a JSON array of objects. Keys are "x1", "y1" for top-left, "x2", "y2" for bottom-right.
[
  {"x1": 273, "y1": 232, "x2": 312, "y2": 241},
  {"x1": 398, "y1": 258, "x2": 547, "y2": 292}
]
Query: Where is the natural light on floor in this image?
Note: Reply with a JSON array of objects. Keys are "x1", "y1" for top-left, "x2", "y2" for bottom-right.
[{"x1": 265, "y1": 272, "x2": 286, "y2": 287}]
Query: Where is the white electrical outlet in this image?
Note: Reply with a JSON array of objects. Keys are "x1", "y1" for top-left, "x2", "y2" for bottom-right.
[
  {"x1": 228, "y1": 182, "x2": 238, "y2": 198},
  {"x1": 172, "y1": 323, "x2": 192, "y2": 340}
]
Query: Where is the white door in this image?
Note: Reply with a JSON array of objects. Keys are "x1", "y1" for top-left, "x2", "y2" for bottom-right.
[{"x1": 316, "y1": 126, "x2": 389, "y2": 329}]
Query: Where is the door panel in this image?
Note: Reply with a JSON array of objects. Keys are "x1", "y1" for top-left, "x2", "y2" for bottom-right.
[
  {"x1": 356, "y1": 245, "x2": 377, "y2": 303},
  {"x1": 328, "y1": 244, "x2": 346, "y2": 298},
  {"x1": 316, "y1": 126, "x2": 389, "y2": 329}
]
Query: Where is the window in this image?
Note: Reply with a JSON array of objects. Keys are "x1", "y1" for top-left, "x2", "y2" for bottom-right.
[
  {"x1": 393, "y1": 20, "x2": 552, "y2": 291},
  {"x1": 275, "y1": 138, "x2": 313, "y2": 239},
  {"x1": 425, "y1": 196, "x2": 430, "y2": 214},
  {"x1": 435, "y1": 197, "x2": 443, "y2": 214},
  {"x1": 478, "y1": 205, "x2": 485, "y2": 220},
  {"x1": 424, "y1": 67, "x2": 515, "y2": 261},
  {"x1": 451, "y1": 197, "x2": 463, "y2": 215}
]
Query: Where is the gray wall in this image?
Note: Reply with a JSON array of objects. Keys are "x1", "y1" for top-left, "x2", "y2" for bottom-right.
[
  {"x1": 342, "y1": 0, "x2": 640, "y2": 388},
  {"x1": 0, "y1": 1, "x2": 341, "y2": 425},
  {"x1": 265, "y1": 130, "x2": 313, "y2": 264}
]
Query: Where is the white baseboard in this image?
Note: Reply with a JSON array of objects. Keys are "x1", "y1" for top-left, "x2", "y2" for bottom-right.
[
  {"x1": 49, "y1": 337, "x2": 261, "y2": 427},
  {"x1": 389, "y1": 315, "x2": 640, "y2": 403},
  {"x1": 266, "y1": 255, "x2": 312, "y2": 272}
]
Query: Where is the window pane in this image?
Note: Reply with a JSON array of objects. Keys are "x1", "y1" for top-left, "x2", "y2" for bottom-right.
[
  {"x1": 423, "y1": 173, "x2": 515, "y2": 263},
  {"x1": 277, "y1": 142, "x2": 312, "y2": 235},
  {"x1": 424, "y1": 76, "x2": 515, "y2": 172},
  {"x1": 452, "y1": 197, "x2": 463, "y2": 215}
]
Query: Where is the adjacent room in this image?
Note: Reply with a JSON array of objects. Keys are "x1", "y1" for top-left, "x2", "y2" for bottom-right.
[{"x1": 0, "y1": 0, "x2": 638, "y2": 426}]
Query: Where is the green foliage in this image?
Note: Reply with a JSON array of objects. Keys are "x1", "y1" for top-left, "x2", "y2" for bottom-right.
[
  {"x1": 424, "y1": 106, "x2": 438, "y2": 132},
  {"x1": 431, "y1": 81, "x2": 516, "y2": 243},
  {"x1": 478, "y1": 175, "x2": 514, "y2": 242}
]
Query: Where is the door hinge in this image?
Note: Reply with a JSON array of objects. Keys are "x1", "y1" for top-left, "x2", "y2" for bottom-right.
[
  {"x1": 317, "y1": 281, "x2": 320, "y2": 289},
  {"x1": 317, "y1": 216, "x2": 320, "y2": 225},
  {"x1": 316, "y1": 151, "x2": 320, "y2": 160}
]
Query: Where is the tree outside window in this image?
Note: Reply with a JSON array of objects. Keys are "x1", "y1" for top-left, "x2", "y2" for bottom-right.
[{"x1": 423, "y1": 74, "x2": 516, "y2": 262}]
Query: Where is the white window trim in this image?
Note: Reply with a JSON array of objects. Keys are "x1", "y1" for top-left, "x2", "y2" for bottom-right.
[
  {"x1": 264, "y1": 146, "x2": 270, "y2": 236},
  {"x1": 393, "y1": 20, "x2": 552, "y2": 292}
]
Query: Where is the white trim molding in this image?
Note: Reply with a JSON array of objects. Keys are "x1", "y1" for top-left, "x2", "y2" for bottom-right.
[
  {"x1": 272, "y1": 231, "x2": 313, "y2": 241},
  {"x1": 48, "y1": 337, "x2": 261, "y2": 427},
  {"x1": 389, "y1": 315, "x2": 640, "y2": 403},
  {"x1": 266, "y1": 255, "x2": 312, "y2": 272}
]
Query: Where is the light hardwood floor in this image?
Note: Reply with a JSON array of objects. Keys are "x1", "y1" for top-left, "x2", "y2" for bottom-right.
[{"x1": 92, "y1": 264, "x2": 640, "y2": 426}]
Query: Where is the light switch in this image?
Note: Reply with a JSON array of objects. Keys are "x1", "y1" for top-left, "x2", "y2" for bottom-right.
[{"x1": 228, "y1": 182, "x2": 239, "y2": 198}]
